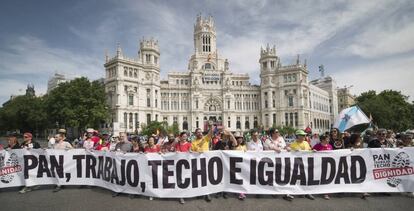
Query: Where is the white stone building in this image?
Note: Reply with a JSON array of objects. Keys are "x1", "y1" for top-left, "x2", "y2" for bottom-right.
[
  {"x1": 104, "y1": 15, "x2": 338, "y2": 134},
  {"x1": 47, "y1": 73, "x2": 68, "y2": 94}
]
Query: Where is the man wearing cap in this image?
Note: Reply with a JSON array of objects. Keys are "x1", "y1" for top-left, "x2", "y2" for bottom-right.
[
  {"x1": 20, "y1": 132, "x2": 41, "y2": 149},
  {"x1": 19, "y1": 132, "x2": 41, "y2": 194},
  {"x1": 290, "y1": 130, "x2": 312, "y2": 151},
  {"x1": 284, "y1": 129, "x2": 314, "y2": 201}
]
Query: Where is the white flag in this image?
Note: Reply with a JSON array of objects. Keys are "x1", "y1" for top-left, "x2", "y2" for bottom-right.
[{"x1": 333, "y1": 106, "x2": 370, "y2": 132}]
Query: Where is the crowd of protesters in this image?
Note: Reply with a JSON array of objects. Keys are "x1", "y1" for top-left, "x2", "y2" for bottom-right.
[{"x1": 1, "y1": 123, "x2": 413, "y2": 204}]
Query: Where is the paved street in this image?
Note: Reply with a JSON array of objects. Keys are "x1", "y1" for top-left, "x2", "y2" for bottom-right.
[{"x1": 0, "y1": 186, "x2": 412, "y2": 211}]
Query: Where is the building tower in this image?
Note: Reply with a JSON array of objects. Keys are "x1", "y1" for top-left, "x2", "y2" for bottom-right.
[
  {"x1": 194, "y1": 15, "x2": 217, "y2": 56},
  {"x1": 140, "y1": 38, "x2": 160, "y2": 70},
  {"x1": 259, "y1": 44, "x2": 279, "y2": 128},
  {"x1": 25, "y1": 83, "x2": 35, "y2": 97},
  {"x1": 139, "y1": 38, "x2": 161, "y2": 125}
]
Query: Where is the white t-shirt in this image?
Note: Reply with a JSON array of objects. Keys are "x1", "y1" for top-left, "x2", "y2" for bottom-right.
[
  {"x1": 264, "y1": 136, "x2": 287, "y2": 150},
  {"x1": 53, "y1": 141, "x2": 73, "y2": 150},
  {"x1": 247, "y1": 140, "x2": 264, "y2": 151},
  {"x1": 48, "y1": 137, "x2": 56, "y2": 148},
  {"x1": 83, "y1": 140, "x2": 95, "y2": 150}
]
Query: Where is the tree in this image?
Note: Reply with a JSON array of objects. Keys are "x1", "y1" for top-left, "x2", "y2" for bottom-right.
[
  {"x1": 166, "y1": 122, "x2": 180, "y2": 136},
  {"x1": 140, "y1": 121, "x2": 180, "y2": 137},
  {"x1": 140, "y1": 121, "x2": 166, "y2": 136},
  {"x1": 356, "y1": 90, "x2": 414, "y2": 131},
  {"x1": 0, "y1": 95, "x2": 48, "y2": 135},
  {"x1": 45, "y1": 77, "x2": 108, "y2": 132}
]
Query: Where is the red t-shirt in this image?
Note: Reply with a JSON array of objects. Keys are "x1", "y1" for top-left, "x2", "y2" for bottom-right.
[
  {"x1": 175, "y1": 142, "x2": 192, "y2": 152},
  {"x1": 91, "y1": 136, "x2": 101, "y2": 145},
  {"x1": 144, "y1": 145, "x2": 160, "y2": 153},
  {"x1": 96, "y1": 143, "x2": 110, "y2": 151}
]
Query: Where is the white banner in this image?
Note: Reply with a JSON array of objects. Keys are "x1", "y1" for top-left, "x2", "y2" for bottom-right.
[{"x1": 1, "y1": 148, "x2": 414, "y2": 197}]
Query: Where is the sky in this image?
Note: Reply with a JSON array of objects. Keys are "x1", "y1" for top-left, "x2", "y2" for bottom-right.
[{"x1": 0, "y1": 0, "x2": 413, "y2": 105}]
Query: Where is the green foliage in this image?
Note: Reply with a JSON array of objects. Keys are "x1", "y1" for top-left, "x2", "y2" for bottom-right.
[
  {"x1": 168, "y1": 122, "x2": 180, "y2": 135},
  {"x1": 45, "y1": 77, "x2": 108, "y2": 130},
  {"x1": 0, "y1": 95, "x2": 49, "y2": 134},
  {"x1": 356, "y1": 90, "x2": 414, "y2": 131},
  {"x1": 140, "y1": 121, "x2": 180, "y2": 137},
  {"x1": 0, "y1": 77, "x2": 108, "y2": 136}
]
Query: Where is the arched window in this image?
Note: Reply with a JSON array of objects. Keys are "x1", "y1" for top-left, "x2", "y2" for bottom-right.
[
  {"x1": 124, "y1": 70, "x2": 128, "y2": 76},
  {"x1": 236, "y1": 121, "x2": 241, "y2": 129},
  {"x1": 245, "y1": 121, "x2": 250, "y2": 129},
  {"x1": 253, "y1": 121, "x2": 258, "y2": 129},
  {"x1": 204, "y1": 63, "x2": 211, "y2": 69},
  {"x1": 129, "y1": 113, "x2": 133, "y2": 129},
  {"x1": 123, "y1": 113, "x2": 127, "y2": 128},
  {"x1": 183, "y1": 121, "x2": 188, "y2": 131}
]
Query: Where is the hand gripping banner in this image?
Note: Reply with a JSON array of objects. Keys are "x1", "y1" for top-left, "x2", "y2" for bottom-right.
[{"x1": 1, "y1": 148, "x2": 413, "y2": 197}]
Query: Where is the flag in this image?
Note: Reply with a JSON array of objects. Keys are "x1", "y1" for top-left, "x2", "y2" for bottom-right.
[{"x1": 333, "y1": 106, "x2": 370, "y2": 132}]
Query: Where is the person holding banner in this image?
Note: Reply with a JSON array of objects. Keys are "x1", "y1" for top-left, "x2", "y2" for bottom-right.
[
  {"x1": 20, "y1": 132, "x2": 41, "y2": 149},
  {"x1": 53, "y1": 132, "x2": 73, "y2": 150},
  {"x1": 175, "y1": 132, "x2": 192, "y2": 152},
  {"x1": 6, "y1": 133, "x2": 20, "y2": 149},
  {"x1": 288, "y1": 129, "x2": 315, "y2": 201},
  {"x1": 348, "y1": 133, "x2": 363, "y2": 149},
  {"x1": 191, "y1": 122, "x2": 214, "y2": 202},
  {"x1": 247, "y1": 130, "x2": 263, "y2": 152},
  {"x1": 368, "y1": 129, "x2": 394, "y2": 148},
  {"x1": 82, "y1": 133, "x2": 95, "y2": 151},
  {"x1": 213, "y1": 129, "x2": 237, "y2": 199},
  {"x1": 161, "y1": 134, "x2": 177, "y2": 153},
  {"x1": 173, "y1": 132, "x2": 192, "y2": 204},
  {"x1": 112, "y1": 132, "x2": 132, "y2": 197},
  {"x1": 52, "y1": 132, "x2": 73, "y2": 192},
  {"x1": 312, "y1": 135, "x2": 333, "y2": 200},
  {"x1": 131, "y1": 136, "x2": 143, "y2": 153},
  {"x1": 114, "y1": 132, "x2": 132, "y2": 153},
  {"x1": 346, "y1": 133, "x2": 371, "y2": 199},
  {"x1": 95, "y1": 132, "x2": 111, "y2": 151},
  {"x1": 232, "y1": 131, "x2": 247, "y2": 200},
  {"x1": 191, "y1": 122, "x2": 214, "y2": 153},
  {"x1": 144, "y1": 136, "x2": 161, "y2": 153},
  {"x1": 264, "y1": 128, "x2": 289, "y2": 152},
  {"x1": 329, "y1": 128, "x2": 344, "y2": 150},
  {"x1": 397, "y1": 133, "x2": 413, "y2": 147},
  {"x1": 19, "y1": 132, "x2": 41, "y2": 194}
]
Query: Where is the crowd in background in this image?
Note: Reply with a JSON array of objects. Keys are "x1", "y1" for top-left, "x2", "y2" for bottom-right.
[{"x1": 1, "y1": 123, "x2": 413, "y2": 204}]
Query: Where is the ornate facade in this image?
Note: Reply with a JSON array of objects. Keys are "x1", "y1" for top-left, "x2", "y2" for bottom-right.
[{"x1": 104, "y1": 15, "x2": 338, "y2": 135}]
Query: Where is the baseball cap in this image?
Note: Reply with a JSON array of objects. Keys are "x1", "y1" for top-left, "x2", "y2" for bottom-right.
[
  {"x1": 295, "y1": 129, "x2": 307, "y2": 136},
  {"x1": 23, "y1": 132, "x2": 33, "y2": 138},
  {"x1": 58, "y1": 128, "x2": 66, "y2": 134}
]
